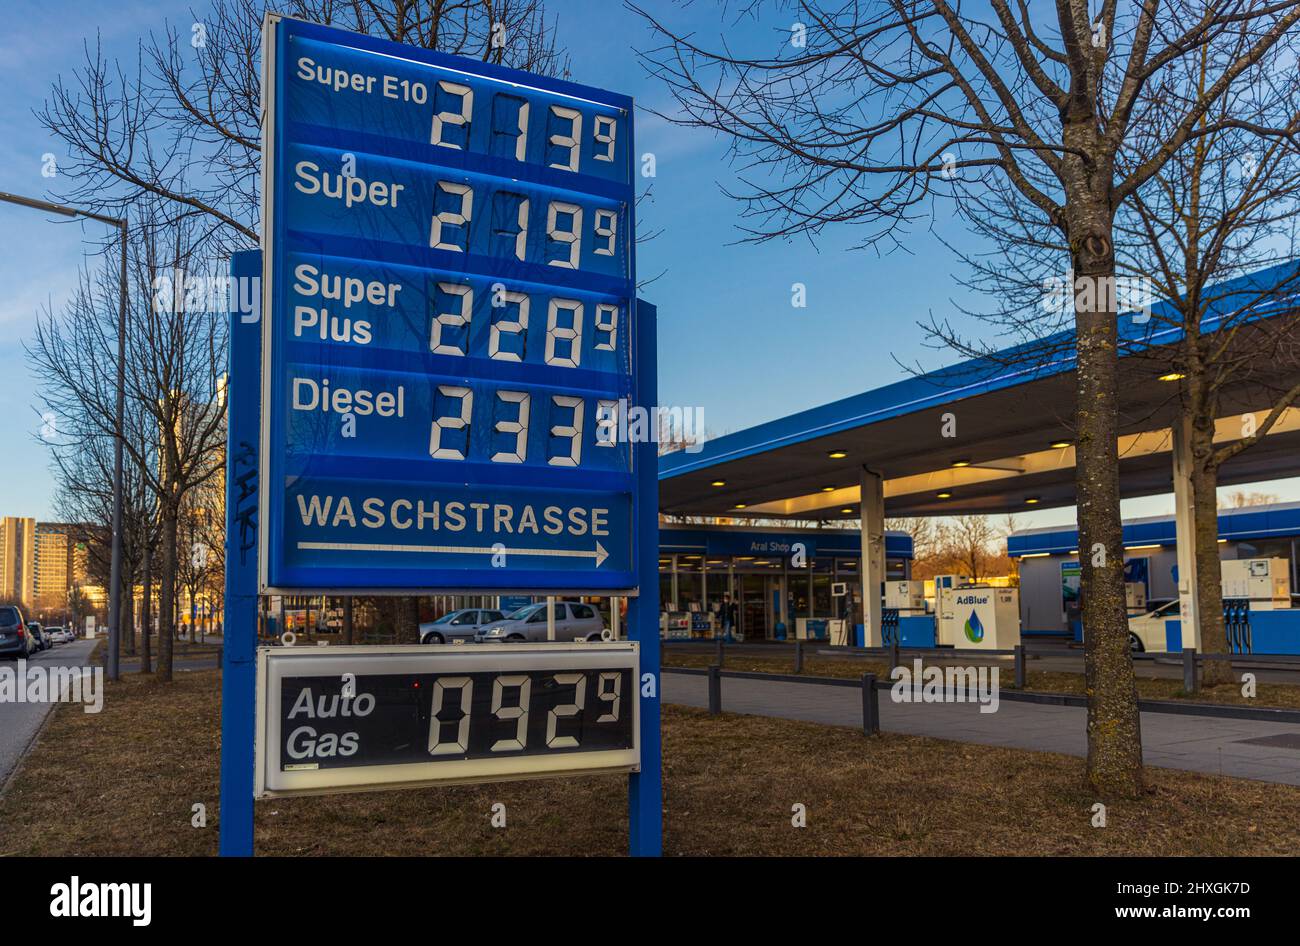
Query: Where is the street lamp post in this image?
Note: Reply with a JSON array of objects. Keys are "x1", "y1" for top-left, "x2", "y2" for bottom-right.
[{"x1": 0, "y1": 191, "x2": 128, "y2": 682}]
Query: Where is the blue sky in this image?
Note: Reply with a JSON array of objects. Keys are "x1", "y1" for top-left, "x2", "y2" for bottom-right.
[{"x1": 1, "y1": 0, "x2": 1296, "y2": 526}]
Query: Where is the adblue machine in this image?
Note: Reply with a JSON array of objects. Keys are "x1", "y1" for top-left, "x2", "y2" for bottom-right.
[{"x1": 935, "y1": 576, "x2": 1022, "y2": 650}]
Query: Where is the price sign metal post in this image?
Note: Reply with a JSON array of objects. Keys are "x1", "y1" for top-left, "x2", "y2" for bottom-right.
[{"x1": 219, "y1": 14, "x2": 660, "y2": 856}]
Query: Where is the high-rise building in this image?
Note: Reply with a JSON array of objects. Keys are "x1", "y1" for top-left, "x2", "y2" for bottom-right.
[{"x1": 0, "y1": 516, "x2": 37, "y2": 605}]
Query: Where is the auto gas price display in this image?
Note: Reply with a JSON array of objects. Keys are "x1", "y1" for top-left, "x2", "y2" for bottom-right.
[
  {"x1": 262, "y1": 17, "x2": 638, "y2": 592},
  {"x1": 280, "y1": 666, "x2": 634, "y2": 767},
  {"x1": 256, "y1": 644, "x2": 641, "y2": 796}
]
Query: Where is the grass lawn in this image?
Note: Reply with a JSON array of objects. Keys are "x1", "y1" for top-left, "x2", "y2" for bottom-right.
[
  {"x1": 2, "y1": 668, "x2": 1299, "y2": 856},
  {"x1": 663, "y1": 649, "x2": 1300, "y2": 710}
]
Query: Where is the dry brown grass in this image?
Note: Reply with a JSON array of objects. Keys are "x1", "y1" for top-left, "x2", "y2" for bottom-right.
[
  {"x1": 664, "y1": 649, "x2": 1300, "y2": 709},
  {"x1": 2, "y1": 667, "x2": 1299, "y2": 856}
]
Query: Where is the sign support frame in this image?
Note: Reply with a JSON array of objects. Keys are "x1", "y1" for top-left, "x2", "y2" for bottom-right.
[{"x1": 219, "y1": 250, "x2": 264, "y2": 857}]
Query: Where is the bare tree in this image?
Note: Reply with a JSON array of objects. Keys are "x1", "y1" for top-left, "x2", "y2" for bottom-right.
[
  {"x1": 1219, "y1": 489, "x2": 1281, "y2": 509},
  {"x1": 634, "y1": 0, "x2": 1300, "y2": 796},
  {"x1": 1112, "y1": 52, "x2": 1300, "y2": 684},
  {"x1": 939, "y1": 515, "x2": 1001, "y2": 582},
  {"x1": 38, "y1": 0, "x2": 569, "y2": 257},
  {"x1": 29, "y1": 213, "x2": 228, "y2": 682}
]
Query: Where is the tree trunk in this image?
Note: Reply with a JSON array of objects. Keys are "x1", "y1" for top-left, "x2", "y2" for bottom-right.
[
  {"x1": 118, "y1": 570, "x2": 134, "y2": 661},
  {"x1": 157, "y1": 505, "x2": 179, "y2": 682},
  {"x1": 1191, "y1": 423, "x2": 1233, "y2": 686},
  {"x1": 1070, "y1": 213, "x2": 1145, "y2": 798},
  {"x1": 396, "y1": 596, "x2": 421, "y2": 644},
  {"x1": 141, "y1": 548, "x2": 152, "y2": 674}
]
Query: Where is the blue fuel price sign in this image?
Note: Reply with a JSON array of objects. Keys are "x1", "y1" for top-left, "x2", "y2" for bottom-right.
[{"x1": 260, "y1": 16, "x2": 639, "y2": 593}]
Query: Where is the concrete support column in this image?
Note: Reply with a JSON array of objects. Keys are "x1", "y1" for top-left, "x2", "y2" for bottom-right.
[
  {"x1": 860, "y1": 467, "x2": 886, "y2": 647},
  {"x1": 1171, "y1": 417, "x2": 1202, "y2": 650}
]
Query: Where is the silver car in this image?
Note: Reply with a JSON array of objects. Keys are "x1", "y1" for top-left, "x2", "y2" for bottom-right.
[
  {"x1": 419, "y1": 608, "x2": 505, "y2": 644},
  {"x1": 476, "y1": 602, "x2": 607, "y2": 642}
]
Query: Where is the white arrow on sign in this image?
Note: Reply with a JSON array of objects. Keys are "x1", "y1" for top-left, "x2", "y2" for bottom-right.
[{"x1": 297, "y1": 540, "x2": 610, "y2": 568}]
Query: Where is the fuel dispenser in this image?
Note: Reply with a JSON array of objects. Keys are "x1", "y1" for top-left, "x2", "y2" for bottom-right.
[
  {"x1": 884, "y1": 580, "x2": 927, "y2": 613},
  {"x1": 1219, "y1": 558, "x2": 1293, "y2": 654},
  {"x1": 1222, "y1": 558, "x2": 1292, "y2": 610},
  {"x1": 1125, "y1": 582, "x2": 1147, "y2": 615}
]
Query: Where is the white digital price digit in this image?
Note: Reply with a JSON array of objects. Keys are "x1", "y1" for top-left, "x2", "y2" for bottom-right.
[
  {"x1": 430, "y1": 385, "x2": 473, "y2": 460},
  {"x1": 491, "y1": 391, "x2": 530, "y2": 463},
  {"x1": 546, "y1": 201, "x2": 583, "y2": 269},
  {"x1": 430, "y1": 181, "x2": 473, "y2": 252},
  {"x1": 545, "y1": 299, "x2": 583, "y2": 367},
  {"x1": 594, "y1": 303, "x2": 617, "y2": 350},
  {"x1": 427, "y1": 676, "x2": 473, "y2": 756},
  {"x1": 489, "y1": 292, "x2": 528, "y2": 362},
  {"x1": 546, "y1": 672, "x2": 587, "y2": 748},
  {"x1": 548, "y1": 105, "x2": 582, "y2": 171},
  {"x1": 490, "y1": 674, "x2": 532, "y2": 752},
  {"x1": 493, "y1": 93, "x2": 529, "y2": 161},
  {"x1": 595, "y1": 398, "x2": 618, "y2": 448},
  {"x1": 594, "y1": 209, "x2": 617, "y2": 257},
  {"x1": 431, "y1": 282, "x2": 472, "y2": 355},
  {"x1": 593, "y1": 115, "x2": 617, "y2": 162},
  {"x1": 431, "y1": 81, "x2": 473, "y2": 149},
  {"x1": 549, "y1": 396, "x2": 584, "y2": 467},
  {"x1": 596, "y1": 671, "x2": 622, "y2": 722},
  {"x1": 506, "y1": 195, "x2": 529, "y2": 261}
]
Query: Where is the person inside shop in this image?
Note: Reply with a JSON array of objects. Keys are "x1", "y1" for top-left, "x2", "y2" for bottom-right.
[{"x1": 719, "y1": 594, "x2": 739, "y2": 642}]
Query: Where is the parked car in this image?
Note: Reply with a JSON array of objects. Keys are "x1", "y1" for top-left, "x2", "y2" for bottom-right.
[
  {"x1": 418, "y1": 608, "x2": 505, "y2": 644},
  {"x1": 475, "y1": 601, "x2": 607, "y2": 643},
  {"x1": 0, "y1": 606, "x2": 35, "y2": 659},
  {"x1": 46, "y1": 626, "x2": 69, "y2": 644},
  {"x1": 27, "y1": 622, "x2": 50, "y2": 652},
  {"x1": 1128, "y1": 599, "x2": 1181, "y2": 652}
]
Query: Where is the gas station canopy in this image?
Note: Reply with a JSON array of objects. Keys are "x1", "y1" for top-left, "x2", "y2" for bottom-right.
[{"x1": 659, "y1": 263, "x2": 1300, "y2": 520}]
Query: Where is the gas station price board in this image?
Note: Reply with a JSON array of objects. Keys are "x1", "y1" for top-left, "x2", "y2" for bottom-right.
[
  {"x1": 260, "y1": 16, "x2": 639, "y2": 594},
  {"x1": 255, "y1": 643, "x2": 640, "y2": 797}
]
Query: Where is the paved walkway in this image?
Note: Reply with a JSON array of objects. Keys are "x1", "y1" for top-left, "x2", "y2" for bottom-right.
[{"x1": 663, "y1": 671, "x2": 1300, "y2": 786}]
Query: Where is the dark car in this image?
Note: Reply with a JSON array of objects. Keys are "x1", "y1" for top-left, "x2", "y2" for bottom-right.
[{"x1": 0, "y1": 606, "x2": 34, "y2": 659}]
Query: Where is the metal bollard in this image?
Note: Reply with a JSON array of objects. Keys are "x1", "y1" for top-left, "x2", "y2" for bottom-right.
[
  {"x1": 708, "y1": 664, "x2": 722, "y2": 715},
  {"x1": 793, "y1": 639, "x2": 804, "y2": 674},
  {"x1": 1014, "y1": 644, "x2": 1025, "y2": 690},
  {"x1": 861, "y1": 673, "x2": 879, "y2": 735},
  {"x1": 715, "y1": 634, "x2": 724, "y2": 667},
  {"x1": 1183, "y1": 647, "x2": 1198, "y2": 694},
  {"x1": 889, "y1": 639, "x2": 900, "y2": 674}
]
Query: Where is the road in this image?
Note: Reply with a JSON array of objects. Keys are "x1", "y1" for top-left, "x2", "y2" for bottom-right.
[{"x1": 0, "y1": 639, "x2": 97, "y2": 787}]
